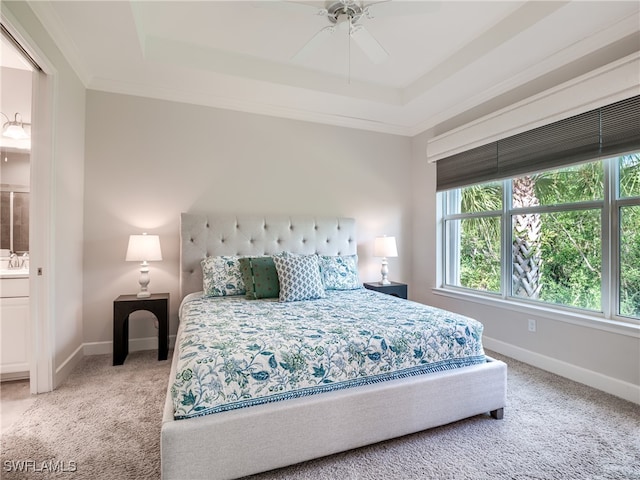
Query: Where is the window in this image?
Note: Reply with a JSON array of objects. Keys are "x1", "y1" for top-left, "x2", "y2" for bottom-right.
[
  {"x1": 618, "y1": 155, "x2": 640, "y2": 319},
  {"x1": 441, "y1": 154, "x2": 640, "y2": 322},
  {"x1": 444, "y1": 183, "x2": 502, "y2": 294}
]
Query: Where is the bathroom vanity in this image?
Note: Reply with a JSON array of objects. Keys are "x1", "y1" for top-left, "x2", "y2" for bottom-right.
[{"x1": 0, "y1": 269, "x2": 30, "y2": 380}]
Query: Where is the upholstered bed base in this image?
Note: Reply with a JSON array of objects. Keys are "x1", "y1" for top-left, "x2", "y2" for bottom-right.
[
  {"x1": 161, "y1": 214, "x2": 507, "y2": 480},
  {"x1": 161, "y1": 347, "x2": 506, "y2": 480}
]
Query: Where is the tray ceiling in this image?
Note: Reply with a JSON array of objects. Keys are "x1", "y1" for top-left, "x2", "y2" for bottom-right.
[{"x1": 28, "y1": 0, "x2": 640, "y2": 135}]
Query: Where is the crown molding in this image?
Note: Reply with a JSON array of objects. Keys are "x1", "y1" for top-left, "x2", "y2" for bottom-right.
[
  {"x1": 426, "y1": 52, "x2": 640, "y2": 162},
  {"x1": 27, "y1": 0, "x2": 91, "y2": 87},
  {"x1": 409, "y1": 13, "x2": 640, "y2": 138},
  {"x1": 88, "y1": 76, "x2": 413, "y2": 137}
]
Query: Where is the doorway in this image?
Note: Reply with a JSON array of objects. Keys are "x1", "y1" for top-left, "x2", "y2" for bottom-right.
[
  {"x1": 1, "y1": 25, "x2": 33, "y2": 383},
  {"x1": 1, "y1": 18, "x2": 54, "y2": 394}
]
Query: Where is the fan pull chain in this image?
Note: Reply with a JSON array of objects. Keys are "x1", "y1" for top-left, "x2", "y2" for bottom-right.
[{"x1": 348, "y1": 19, "x2": 352, "y2": 84}]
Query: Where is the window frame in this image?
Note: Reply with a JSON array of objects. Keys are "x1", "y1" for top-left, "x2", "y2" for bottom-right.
[{"x1": 438, "y1": 155, "x2": 640, "y2": 327}]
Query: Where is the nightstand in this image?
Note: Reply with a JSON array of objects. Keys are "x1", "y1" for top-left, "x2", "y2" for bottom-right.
[
  {"x1": 113, "y1": 293, "x2": 169, "y2": 366},
  {"x1": 364, "y1": 281, "x2": 408, "y2": 299}
]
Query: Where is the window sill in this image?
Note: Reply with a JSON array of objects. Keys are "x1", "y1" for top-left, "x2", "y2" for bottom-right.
[{"x1": 432, "y1": 287, "x2": 640, "y2": 339}]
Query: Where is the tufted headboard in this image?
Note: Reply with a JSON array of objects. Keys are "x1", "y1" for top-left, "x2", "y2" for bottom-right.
[{"x1": 180, "y1": 214, "x2": 357, "y2": 298}]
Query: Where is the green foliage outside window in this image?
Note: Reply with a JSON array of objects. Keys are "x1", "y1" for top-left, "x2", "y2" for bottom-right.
[
  {"x1": 620, "y1": 207, "x2": 640, "y2": 318},
  {"x1": 532, "y1": 161, "x2": 604, "y2": 205},
  {"x1": 619, "y1": 155, "x2": 640, "y2": 318},
  {"x1": 620, "y1": 154, "x2": 640, "y2": 198},
  {"x1": 451, "y1": 154, "x2": 639, "y2": 319},
  {"x1": 460, "y1": 183, "x2": 502, "y2": 213},
  {"x1": 535, "y1": 210, "x2": 601, "y2": 311},
  {"x1": 458, "y1": 217, "x2": 501, "y2": 293}
]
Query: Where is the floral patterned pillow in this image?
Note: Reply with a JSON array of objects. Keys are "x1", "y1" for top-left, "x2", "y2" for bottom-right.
[
  {"x1": 201, "y1": 256, "x2": 245, "y2": 297},
  {"x1": 318, "y1": 254, "x2": 361, "y2": 290},
  {"x1": 272, "y1": 254, "x2": 325, "y2": 302}
]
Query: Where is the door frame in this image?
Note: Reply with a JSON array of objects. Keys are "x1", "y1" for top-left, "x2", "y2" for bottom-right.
[{"x1": 2, "y1": 9, "x2": 55, "y2": 394}]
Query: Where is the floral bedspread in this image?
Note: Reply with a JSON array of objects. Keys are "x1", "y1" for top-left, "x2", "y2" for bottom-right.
[{"x1": 172, "y1": 289, "x2": 485, "y2": 419}]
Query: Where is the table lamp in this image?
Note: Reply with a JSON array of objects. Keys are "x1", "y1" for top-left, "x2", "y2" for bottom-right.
[
  {"x1": 126, "y1": 233, "x2": 163, "y2": 298},
  {"x1": 374, "y1": 235, "x2": 398, "y2": 285}
]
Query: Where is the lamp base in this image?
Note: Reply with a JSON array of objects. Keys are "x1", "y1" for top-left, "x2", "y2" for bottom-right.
[
  {"x1": 137, "y1": 262, "x2": 152, "y2": 298},
  {"x1": 380, "y1": 257, "x2": 390, "y2": 285}
]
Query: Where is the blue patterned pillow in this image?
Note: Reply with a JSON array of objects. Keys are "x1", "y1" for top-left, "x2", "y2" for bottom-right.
[
  {"x1": 272, "y1": 254, "x2": 325, "y2": 302},
  {"x1": 319, "y1": 254, "x2": 361, "y2": 290},
  {"x1": 201, "y1": 256, "x2": 245, "y2": 297}
]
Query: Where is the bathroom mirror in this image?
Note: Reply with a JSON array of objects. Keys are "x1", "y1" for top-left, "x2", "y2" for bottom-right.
[{"x1": 0, "y1": 150, "x2": 30, "y2": 254}]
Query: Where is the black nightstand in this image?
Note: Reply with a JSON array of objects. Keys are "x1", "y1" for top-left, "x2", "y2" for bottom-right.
[
  {"x1": 113, "y1": 293, "x2": 169, "y2": 366},
  {"x1": 364, "y1": 282, "x2": 408, "y2": 299}
]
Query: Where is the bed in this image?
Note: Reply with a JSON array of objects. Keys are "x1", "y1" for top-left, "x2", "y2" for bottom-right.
[{"x1": 161, "y1": 214, "x2": 507, "y2": 480}]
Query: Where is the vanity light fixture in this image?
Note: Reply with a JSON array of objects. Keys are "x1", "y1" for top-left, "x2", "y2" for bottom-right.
[
  {"x1": 373, "y1": 235, "x2": 397, "y2": 285},
  {"x1": 1, "y1": 112, "x2": 30, "y2": 140},
  {"x1": 126, "y1": 233, "x2": 163, "y2": 298}
]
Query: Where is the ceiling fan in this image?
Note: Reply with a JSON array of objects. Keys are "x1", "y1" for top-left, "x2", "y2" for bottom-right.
[{"x1": 280, "y1": 0, "x2": 440, "y2": 64}]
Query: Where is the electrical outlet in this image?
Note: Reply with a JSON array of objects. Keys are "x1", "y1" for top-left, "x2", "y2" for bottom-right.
[{"x1": 528, "y1": 319, "x2": 537, "y2": 332}]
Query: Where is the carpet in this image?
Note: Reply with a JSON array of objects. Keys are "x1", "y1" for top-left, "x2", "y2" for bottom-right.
[{"x1": 1, "y1": 350, "x2": 638, "y2": 480}]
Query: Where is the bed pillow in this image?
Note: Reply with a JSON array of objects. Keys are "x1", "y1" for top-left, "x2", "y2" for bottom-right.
[
  {"x1": 272, "y1": 254, "x2": 325, "y2": 302},
  {"x1": 201, "y1": 255, "x2": 245, "y2": 297},
  {"x1": 318, "y1": 254, "x2": 361, "y2": 290},
  {"x1": 238, "y1": 256, "x2": 280, "y2": 299}
]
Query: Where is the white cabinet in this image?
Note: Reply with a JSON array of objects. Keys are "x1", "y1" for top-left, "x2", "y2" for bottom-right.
[{"x1": 0, "y1": 278, "x2": 30, "y2": 378}]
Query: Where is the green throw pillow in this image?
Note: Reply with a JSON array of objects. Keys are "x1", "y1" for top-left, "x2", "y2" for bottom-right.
[{"x1": 238, "y1": 256, "x2": 280, "y2": 299}]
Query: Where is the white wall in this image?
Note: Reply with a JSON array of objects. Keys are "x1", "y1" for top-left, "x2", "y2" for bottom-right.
[
  {"x1": 83, "y1": 91, "x2": 412, "y2": 349},
  {"x1": 0, "y1": 152, "x2": 30, "y2": 188},
  {"x1": 5, "y1": 2, "x2": 86, "y2": 388},
  {"x1": 411, "y1": 129, "x2": 640, "y2": 403}
]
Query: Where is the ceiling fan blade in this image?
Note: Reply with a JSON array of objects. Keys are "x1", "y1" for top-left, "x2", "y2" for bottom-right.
[
  {"x1": 250, "y1": 1, "x2": 327, "y2": 17},
  {"x1": 282, "y1": 1, "x2": 328, "y2": 15},
  {"x1": 292, "y1": 25, "x2": 336, "y2": 61},
  {"x1": 349, "y1": 24, "x2": 389, "y2": 64},
  {"x1": 364, "y1": 1, "x2": 440, "y2": 19}
]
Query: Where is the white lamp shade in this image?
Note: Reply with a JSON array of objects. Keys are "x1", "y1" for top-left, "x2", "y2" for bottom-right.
[
  {"x1": 126, "y1": 234, "x2": 163, "y2": 262},
  {"x1": 374, "y1": 236, "x2": 398, "y2": 258}
]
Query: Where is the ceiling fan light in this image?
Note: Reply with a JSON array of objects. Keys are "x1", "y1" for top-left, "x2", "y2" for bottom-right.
[{"x1": 336, "y1": 13, "x2": 351, "y2": 29}]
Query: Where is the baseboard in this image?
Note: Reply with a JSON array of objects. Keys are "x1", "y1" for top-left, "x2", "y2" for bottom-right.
[
  {"x1": 54, "y1": 343, "x2": 84, "y2": 389},
  {"x1": 3, "y1": 337, "x2": 176, "y2": 386},
  {"x1": 1, "y1": 371, "x2": 29, "y2": 382},
  {"x1": 83, "y1": 335, "x2": 176, "y2": 356},
  {"x1": 484, "y1": 336, "x2": 640, "y2": 405}
]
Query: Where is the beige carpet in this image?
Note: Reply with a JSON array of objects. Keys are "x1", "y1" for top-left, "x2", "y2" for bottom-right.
[{"x1": 1, "y1": 350, "x2": 638, "y2": 480}]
